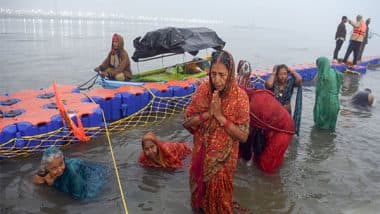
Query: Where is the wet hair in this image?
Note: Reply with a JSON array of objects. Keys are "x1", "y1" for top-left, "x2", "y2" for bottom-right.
[
  {"x1": 275, "y1": 64, "x2": 289, "y2": 77},
  {"x1": 40, "y1": 146, "x2": 64, "y2": 172},
  {"x1": 209, "y1": 50, "x2": 235, "y2": 95},
  {"x1": 342, "y1": 16, "x2": 347, "y2": 21},
  {"x1": 365, "y1": 88, "x2": 372, "y2": 93}
]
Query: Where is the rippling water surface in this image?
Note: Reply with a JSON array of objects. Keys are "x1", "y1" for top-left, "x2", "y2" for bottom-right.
[{"x1": 1, "y1": 19, "x2": 380, "y2": 214}]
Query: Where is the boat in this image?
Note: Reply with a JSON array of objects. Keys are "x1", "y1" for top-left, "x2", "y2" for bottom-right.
[
  {"x1": 1, "y1": 26, "x2": 379, "y2": 159},
  {"x1": 96, "y1": 27, "x2": 225, "y2": 89},
  {"x1": 0, "y1": 27, "x2": 225, "y2": 159}
]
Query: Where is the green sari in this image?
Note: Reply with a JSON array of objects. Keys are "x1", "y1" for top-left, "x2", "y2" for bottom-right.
[{"x1": 313, "y1": 57, "x2": 343, "y2": 130}]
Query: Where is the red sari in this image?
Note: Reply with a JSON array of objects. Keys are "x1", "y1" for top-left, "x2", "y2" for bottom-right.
[
  {"x1": 246, "y1": 89, "x2": 295, "y2": 173},
  {"x1": 139, "y1": 137, "x2": 191, "y2": 169},
  {"x1": 185, "y1": 81, "x2": 250, "y2": 213}
]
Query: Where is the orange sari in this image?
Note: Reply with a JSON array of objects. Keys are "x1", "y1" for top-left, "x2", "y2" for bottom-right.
[
  {"x1": 185, "y1": 81, "x2": 250, "y2": 213},
  {"x1": 139, "y1": 141, "x2": 191, "y2": 169}
]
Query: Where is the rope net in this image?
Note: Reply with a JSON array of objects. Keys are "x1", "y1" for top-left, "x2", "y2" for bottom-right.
[{"x1": 0, "y1": 89, "x2": 193, "y2": 159}]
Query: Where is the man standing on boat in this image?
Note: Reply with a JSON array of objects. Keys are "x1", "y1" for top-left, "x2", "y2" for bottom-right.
[
  {"x1": 333, "y1": 16, "x2": 347, "y2": 61},
  {"x1": 358, "y1": 18, "x2": 371, "y2": 62},
  {"x1": 343, "y1": 15, "x2": 367, "y2": 65},
  {"x1": 94, "y1": 33, "x2": 132, "y2": 81}
]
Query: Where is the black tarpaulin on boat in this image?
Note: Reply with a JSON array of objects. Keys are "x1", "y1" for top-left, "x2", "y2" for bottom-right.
[{"x1": 131, "y1": 27, "x2": 225, "y2": 62}]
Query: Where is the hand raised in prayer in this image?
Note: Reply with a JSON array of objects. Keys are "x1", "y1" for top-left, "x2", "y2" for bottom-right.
[{"x1": 210, "y1": 91, "x2": 223, "y2": 119}]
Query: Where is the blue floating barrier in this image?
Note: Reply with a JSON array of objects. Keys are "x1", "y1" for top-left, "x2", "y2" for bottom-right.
[
  {"x1": 69, "y1": 108, "x2": 103, "y2": 138},
  {"x1": 149, "y1": 87, "x2": 173, "y2": 97},
  {"x1": 0, "y1": 125, "x2": 17, "y2": 147},
  {"x1": 148, "y1": 88, "x2": 173, "y2": 112},
  {"x1": 120, "y1": 90, "x2": 151, "y2": 117},
  {"x1": 82, "y1": 107, "x2": 104, "y2": 128},
  {"x1": 89, "y1": 94, "x2": 122, "y2": 122},
  {"x1": 170, "y1": 85, "x2": 195, "y2": 97},
  {"x1": 16, "y1": 115, "x2": 63, "y2": 148},
  {"x1": 261, "y1": 74, "x2": 271, "y2": 81},
  {"x1": 352, "y1": 66, "x2": 366, "y2": 73}
]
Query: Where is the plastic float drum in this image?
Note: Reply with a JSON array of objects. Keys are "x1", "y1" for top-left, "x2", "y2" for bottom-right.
[
  {"x1": 167, "y1": 80, "x2": 195, "y2": 97},
  {"x1": 85, "y1": 88, "x2": 122, "y2": 122},
  {"x1": 116, "y1": 85, "x2": 149, "y2": 117},
  {"x1": 143, "y1": 82, "x2": 174, "y2": 112}
]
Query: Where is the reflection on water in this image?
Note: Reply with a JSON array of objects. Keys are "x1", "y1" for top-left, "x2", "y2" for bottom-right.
[
  {"x1": 1, "y1": 19, "x2": 380, "y2": 213},
  {"x1": 306, "y1": 127, "x2": 337, "y2": 162},
  {"x1": 341, "y1": 73, "x2": 360, "y2": 97}
]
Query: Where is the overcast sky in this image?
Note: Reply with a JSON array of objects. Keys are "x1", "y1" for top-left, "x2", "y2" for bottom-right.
[
  {"x1": 1, "y1": 0, "x2": 378, "y2": 28},
  {"x1": 0, "y1": 0, "x2": 379, "y2": 48}
]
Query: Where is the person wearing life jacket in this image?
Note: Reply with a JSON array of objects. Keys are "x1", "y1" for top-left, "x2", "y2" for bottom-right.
[
  {"x1": 94, "y1": 33, "x2": 132, "y2": 81},
  {"x1": 343, "y1": 15, "x2": 367, "y2": 65}
]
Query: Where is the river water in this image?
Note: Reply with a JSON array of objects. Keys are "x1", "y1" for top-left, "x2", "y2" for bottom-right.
[{"x1": 1, "y1": 18, "x2": 380, "y2": 214}]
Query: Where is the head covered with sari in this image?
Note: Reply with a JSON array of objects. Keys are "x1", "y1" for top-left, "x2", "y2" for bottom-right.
[
  {"x1": 208, "y1": 50, "x2": 236, "y2": 96},
  {"x1": 314, "y1": 56, "x2": 343, "y2": 130},
  {"x1": 185, "y1": 50, "x2": 250, "y2": 209},
  {"x1": 139, "y1": 132, "x2": 190, "y2": 169},
  {"x1": 110, "y1": 33, "x2": 124, "y2": 54}
]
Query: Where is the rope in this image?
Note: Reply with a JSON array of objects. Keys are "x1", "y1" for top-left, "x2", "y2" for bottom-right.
[
  {"x1": 343, "y1": 69, "x2": 361, "y2": 76},
  {"x1": 83, "y1": 93, "x2": 129, "y2": 214},
  {"x1": 0, "y1": 88, "x2": 193, "y2": 159},
  {"x1": 77, "y1": 74, "x2": 99, "y2": 90},
  {"x1": 250, "y1": 112, "x2": 295, "y2": 135}
]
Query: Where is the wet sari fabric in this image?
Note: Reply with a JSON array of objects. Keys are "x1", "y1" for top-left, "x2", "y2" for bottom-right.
[{"x1": 185, "y1": 80, "x2": 250, "y2": 213}]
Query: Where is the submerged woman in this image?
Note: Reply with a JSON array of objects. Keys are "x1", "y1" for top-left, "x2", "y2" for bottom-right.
[
  {"x1": 183, "y1": 50, "x2": 250, "y2": 213},
  {"x1": 265, "y1": 64, "x2": 303, "y2": 135},
  {"x1": 94, "y1": 33, "x2": 132, "y2": 81},
  {"x1": 314, "y1": 57, "x2": 343, "y2": 130},
  {"x1": 139, "y1": 132, "x2": 191, "y2": 169},
  {"x1": 33, "y1": 146, "x2": 107, "y2": 199}
]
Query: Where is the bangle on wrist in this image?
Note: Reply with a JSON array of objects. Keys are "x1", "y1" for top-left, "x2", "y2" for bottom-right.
[
  {"x1": 199, "y1": 112, "x2": 207, "y2": 122},
  {"x1": 222, "y1": 119, "x2": 231, "y2": 129}
]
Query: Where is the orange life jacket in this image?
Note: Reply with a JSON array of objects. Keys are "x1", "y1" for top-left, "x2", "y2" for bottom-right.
[{"x1": 352, "y1": 21, "x2": 367, "y2": 42}]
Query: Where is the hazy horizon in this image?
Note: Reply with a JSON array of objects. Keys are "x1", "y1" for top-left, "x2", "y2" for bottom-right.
[{"x1": 1, "y1": 0, "x2": 379, "y2": 29}]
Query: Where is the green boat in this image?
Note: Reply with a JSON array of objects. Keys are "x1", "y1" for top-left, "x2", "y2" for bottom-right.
[{"x1": 97, "y1": 27, "x2": 224, "y2": 88}]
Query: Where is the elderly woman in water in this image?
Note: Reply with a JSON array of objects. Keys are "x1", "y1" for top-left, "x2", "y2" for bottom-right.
[
  {"x1": 139, "y1": 132, "x2": 191, "y2": 169},
  {"x1": 33, "y1": 146, "x2": 107, "y2": 199},
  {"x1": 183, "y1": 50, "x2": 250, "y2": 213}
]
